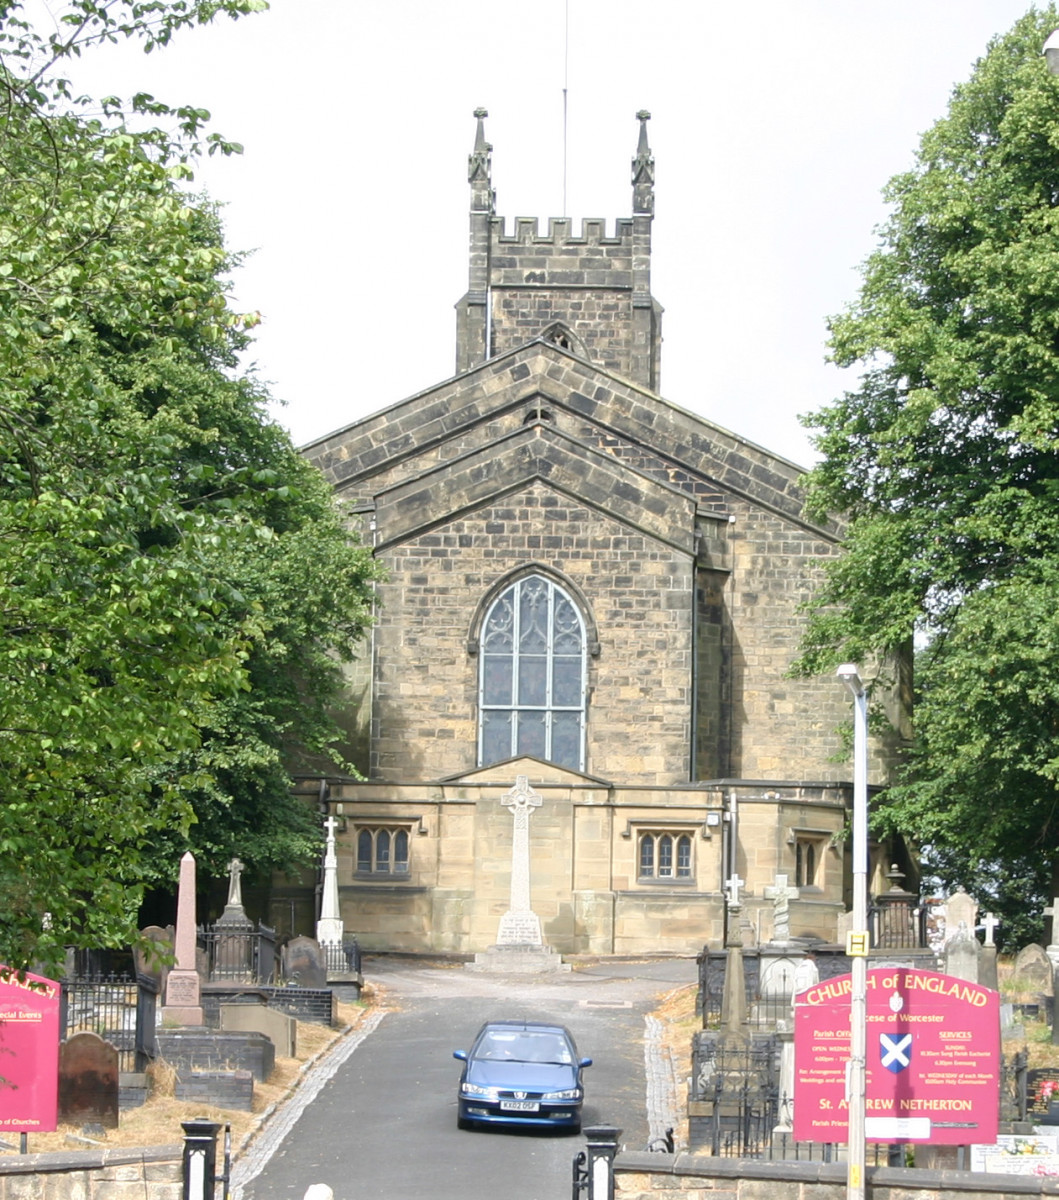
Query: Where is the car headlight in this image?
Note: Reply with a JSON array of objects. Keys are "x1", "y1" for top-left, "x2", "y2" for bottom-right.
[
  {"x1": 461, "y1": 1083, "x2": 500, "y2": 1100},
  {"x1": 542, "y1": 1088, "x2": 582, "y2": 1100}
]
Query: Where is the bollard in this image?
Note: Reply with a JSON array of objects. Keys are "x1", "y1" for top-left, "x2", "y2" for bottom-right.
[
  {"x1": 584, "y1": 1125, "x2": 622, "y2": 1200},
  {"x1": 182, "y1": 1119, "x2": 222, "y2": 1200}
]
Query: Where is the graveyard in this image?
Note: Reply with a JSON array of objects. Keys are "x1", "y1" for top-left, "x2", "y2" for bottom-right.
[{"x1": 4, "y1": 821, "x2": 1059, "y2": 1194}]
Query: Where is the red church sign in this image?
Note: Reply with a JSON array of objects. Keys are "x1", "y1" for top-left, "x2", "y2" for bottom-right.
[
  {"x1": 0, "y1": 969, "x2": 60, "y2": 1133},
  {"x1": 794, "y1": 967, "x2": 999, "y2": 1145}
]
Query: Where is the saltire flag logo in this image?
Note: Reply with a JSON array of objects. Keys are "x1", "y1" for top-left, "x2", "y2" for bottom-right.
[{"x1": 879, "y1": 1032, "x2": 912, "y2": 1073}]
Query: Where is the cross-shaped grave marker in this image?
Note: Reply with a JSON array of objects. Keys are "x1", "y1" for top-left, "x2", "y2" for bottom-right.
[
  {"x1": 764, "y1": 871, "x2": 800, "y2": 945},
  {"x1": 979, "y1": 912, "x2": 1000, "y2": 947},
  {"x1": 724, "y1": 873, "x2": 745, "y2": 909}
]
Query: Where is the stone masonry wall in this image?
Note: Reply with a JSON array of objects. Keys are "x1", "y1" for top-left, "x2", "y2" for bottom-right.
[
  {"x1": 486, "y1": 217, "x2": 654, "y2": 385},
  {"x1": 723, "y1": 501, "x2": 862, "y2": 783},
  {"x1": 0, "y1": 1145, "x2": 182, "y2": 1200},
  {"x1": 614, "y1": 1152, "x2": 1059, "y2": 1200},
  {"x1": 370, "y1": 482, "x2": 694, "y2": 783}
]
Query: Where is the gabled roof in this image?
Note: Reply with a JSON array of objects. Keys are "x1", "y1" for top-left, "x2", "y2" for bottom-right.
[
  {"x1": 305, "y1": 338, "x2": 836, "y2": 540},
  {"x1": 372, "y1": 421, "x2": 698, "y2": 553},
  {"x1": 436, "y1": 754, "x2": 611, "y2": 788}
]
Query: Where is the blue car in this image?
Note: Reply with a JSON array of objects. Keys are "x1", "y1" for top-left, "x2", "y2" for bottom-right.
[{"x1": 453, "y1": 1020, "x2": 592, "y2": 1133}]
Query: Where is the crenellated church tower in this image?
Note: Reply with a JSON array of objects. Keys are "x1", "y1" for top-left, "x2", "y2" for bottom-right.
[{"x1": 455, "y1": 110, "x2": 664, "y2": 392}]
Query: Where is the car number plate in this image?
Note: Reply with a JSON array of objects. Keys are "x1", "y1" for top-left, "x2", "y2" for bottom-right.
[{"x1": 501, "y1": 1100, "x2": 540, "y2": 1112}]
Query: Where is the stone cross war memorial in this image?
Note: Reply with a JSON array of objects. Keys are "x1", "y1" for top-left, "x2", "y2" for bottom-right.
[
  {"x1": 794, "y1": 968, "x2": 999, "y2": 1146},
  {"x1": 0, "y1": 969, "x2": 60, "y2": 1134}
]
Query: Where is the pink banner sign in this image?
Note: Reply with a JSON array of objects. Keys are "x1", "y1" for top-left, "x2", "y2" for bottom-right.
[
  {"x1": 794, "y1": 967, "x2": 999, "y2": 1145},
  {"x1": 0, "y1": 969, "x2": 60, "y2": 1133}
]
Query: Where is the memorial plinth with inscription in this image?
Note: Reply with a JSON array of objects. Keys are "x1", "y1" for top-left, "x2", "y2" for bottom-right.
[
  {"x1": 468, "y1": 776, "x2": 570, "y2": 974},
  {"x1": 161, "y1": 851, "x2": 204, "y2": 1026}
]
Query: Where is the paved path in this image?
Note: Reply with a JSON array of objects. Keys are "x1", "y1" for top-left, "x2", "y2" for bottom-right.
[{"x1": 232, "y1": 955, "x2": 696, "y2": 1200}]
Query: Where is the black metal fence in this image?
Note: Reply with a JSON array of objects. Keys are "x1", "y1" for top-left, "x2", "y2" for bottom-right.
[
  {"x1": 697, "y1": 948, "x2": 853, "y2": 1028},
  {"x1": 868, "y1": 899, "x2": 929, "y2": 950},
  {"x1": 198, "y1": 922, "x2": 278, "y2": 984},
  {"x1": 321, "y1": 939, "x2": 361, "y2": 975},
  {"x1": 690, "y1": 1035, "x2": 1030, "y2": 1161},
  {"x1": 59, "y1": 973, "x2": 157, "y2": 1073}
]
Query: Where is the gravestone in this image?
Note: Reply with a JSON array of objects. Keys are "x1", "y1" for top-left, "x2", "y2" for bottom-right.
[
  {"x1": 979, "y1": 913, "x2": 1000, "y2": 991},
  {"x1": 282, "y1": 936, "x2": 327, "y2": 989},
  {"x1": 1014, "y1": 943, "x2": 1054, "y2": 996},
  {"x1": 316, "y1": 817, "x2": 359, "y2": 984},
  {"x1": 59, "y1": 1032, "x2": 118, "y2": 1129},
  {"x1": 133, "y1": 925, "x2": 172, "y2": 988},
  {"x1": 792, "y1": 951, "x2": 819, "y2": 998},
  {"x1": 720, "y1": 879, "x2": 748, "y2": 1031},
  {"x1": 944, "y1": 922, "x2": 981, "y2": 983},
  {"x1": 944, "y1": 889, "x2": 978, "y2": 945},
  {"x1": 220, "y1": 1004, "x2": 296, "y2": 1058},
  {"x1": 162, "y1": 852, "x2": 204, "y2": 1025},
  {"x1": 1027, "y1": 1069, "x2": 1059, "y2": 1125},
  {"x1": 213, "y1": 857, "x2": 255, "y2": 981},
  {"x1": 763, "y1": 873, "x2": 798, "y2": 945}
]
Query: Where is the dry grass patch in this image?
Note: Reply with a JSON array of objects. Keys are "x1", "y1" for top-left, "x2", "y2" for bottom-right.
[{"x1": 3, "y1": 997, "x2": 374, "y2": 1158}]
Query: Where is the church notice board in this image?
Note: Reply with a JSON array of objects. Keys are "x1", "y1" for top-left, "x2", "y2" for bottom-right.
[
  {"x1": 794, "y1": 967, "x2": 999, "y2": 1145},
  {"x1": 0, "y1": 969, "x2": 60, "y2": 1133}
]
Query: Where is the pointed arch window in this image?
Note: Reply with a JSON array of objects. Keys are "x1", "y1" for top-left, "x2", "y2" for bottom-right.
[{"x1": 478, "y1": 574, "x2": 586, "y2": 771}]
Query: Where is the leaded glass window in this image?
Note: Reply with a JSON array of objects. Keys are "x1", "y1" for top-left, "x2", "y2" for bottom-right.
[
  {"x1": 479, "y1": 575, "x2": 586, "y2": 770},
  {"x1": 638, "y1": 832, "x2": 693, "y2": 881},
  {"x1": 356, "y1": 826, "x2": 411, "y2": 876}
]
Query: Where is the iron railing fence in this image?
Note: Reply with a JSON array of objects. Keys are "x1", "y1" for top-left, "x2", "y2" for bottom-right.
[
  {"x1": 197, "y1": 922, "x2": 278, "y2": 984},
  {"x1": 698, "y1": 947, "x2": 857, "y2": 1029},
  {"x1": 868, "y1": 900, "x2": 929, "y2": 950},
  {"x1": 59, "y1": 972, "x2": 157, "y2": 1073},
  {"x1": 321, "y1": 940, "x2": 361, "y2": 975},
  {"x1": 689, "y1": 1050, "x2": 1029, "y2": 1160}
]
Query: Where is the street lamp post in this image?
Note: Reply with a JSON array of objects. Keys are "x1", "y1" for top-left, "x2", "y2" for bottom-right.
[{"x1": 837, "y1": 664, "x2": 869, "y2": 1200}]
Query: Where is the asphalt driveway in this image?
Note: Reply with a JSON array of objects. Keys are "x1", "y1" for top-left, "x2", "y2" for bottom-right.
[{"x1": 233, "y1": 954, "x2": 697, "y2": 1200}]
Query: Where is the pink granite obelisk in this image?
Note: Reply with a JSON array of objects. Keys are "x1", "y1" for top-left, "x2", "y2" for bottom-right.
[{"x1": 161, "y1": 851, "x2": 204, "y2": 1025}]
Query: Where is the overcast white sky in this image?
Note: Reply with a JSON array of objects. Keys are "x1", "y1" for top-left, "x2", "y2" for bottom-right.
[{"x1": 48, "y1": 1, "x2": 1046, "y2": 466}]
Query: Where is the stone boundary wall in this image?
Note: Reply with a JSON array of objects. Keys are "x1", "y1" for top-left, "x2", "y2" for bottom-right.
[
  {"x1": 614, "y1": 1153, "x2": 1059, "y2": 1200},
  {"x1": 0, "y1": 1144, "x2": 181, "y2": 1200}
]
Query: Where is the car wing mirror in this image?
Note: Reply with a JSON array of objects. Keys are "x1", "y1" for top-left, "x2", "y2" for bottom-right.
[
  {"x1": 580, "y1": 1057, "x2": 593, "y2": 1067},
  {"x1": 453, "y1": 1050, "x2": 468, "y2": 1061}
]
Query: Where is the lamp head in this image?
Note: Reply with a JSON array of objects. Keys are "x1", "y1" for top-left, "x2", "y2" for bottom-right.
[{"x1": 836, "y1": 663, "x2": 865, "y2": 696}]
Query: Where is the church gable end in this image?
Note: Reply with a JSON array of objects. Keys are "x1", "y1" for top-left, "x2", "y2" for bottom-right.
[{"x1": 279, "y1": 112, "x2": 907, "y2": 960}]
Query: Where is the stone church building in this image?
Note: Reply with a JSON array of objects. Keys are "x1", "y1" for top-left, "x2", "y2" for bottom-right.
[{"x1": 273, "y1": 112, "x2": 900, "y2": 957}]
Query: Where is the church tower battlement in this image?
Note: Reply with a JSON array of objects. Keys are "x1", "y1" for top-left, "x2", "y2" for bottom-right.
[{"x1": 455, "y1": 110, "x2": 663, "y2": 392}]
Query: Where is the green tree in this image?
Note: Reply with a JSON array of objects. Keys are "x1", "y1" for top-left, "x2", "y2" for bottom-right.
[
  {"x1": 0, "y1": 1, "x2": 381, "y2": 971},
  {"x1": 797, "y1": 6, "x2": 1059, "y2": 946}
]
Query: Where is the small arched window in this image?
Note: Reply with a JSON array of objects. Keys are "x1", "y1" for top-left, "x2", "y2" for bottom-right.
[{"x1": 478, "y1": 574, "x2": 586, "y2": 771}]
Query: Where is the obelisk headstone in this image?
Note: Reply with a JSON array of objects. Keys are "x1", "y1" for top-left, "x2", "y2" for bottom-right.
[
  {"x1": 720, "y1": 874, "x2": 748, "y2": 1031},
  {"x1": 315, "y1": 816, "x2": 359, "y2": 984},
  {"x1": 316, "y1": 816, "x2": 344, "y2": 949},
  {"x1": 162, "y1": 852, "x2": 203, "y2": 1025}
]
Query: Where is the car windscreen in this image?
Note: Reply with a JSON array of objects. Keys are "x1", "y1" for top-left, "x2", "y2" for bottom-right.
[{"x1": 473, "y1": 1030, "x2": 574, "y2": 1064}]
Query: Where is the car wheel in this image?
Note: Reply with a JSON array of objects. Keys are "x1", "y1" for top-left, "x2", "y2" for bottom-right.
[{"x1": 457, "y1": 1116, "x2": 473, "y2": 1131}]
